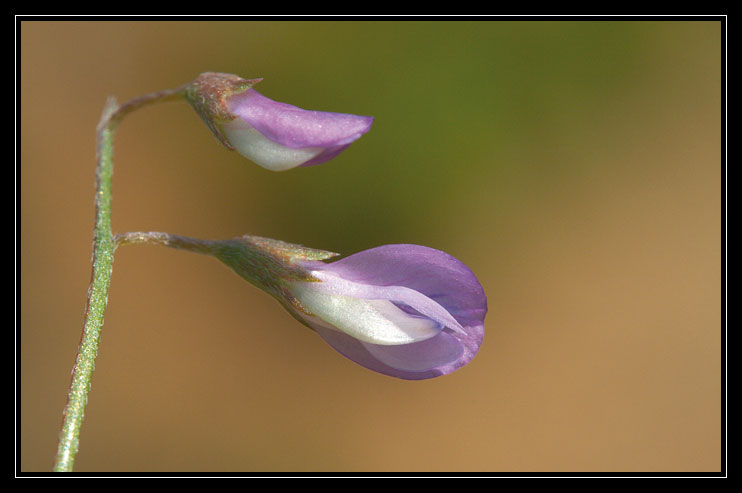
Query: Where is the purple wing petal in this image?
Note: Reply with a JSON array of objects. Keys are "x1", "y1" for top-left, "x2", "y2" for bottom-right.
[
  {"x1": 228, "y1": 89, "x2": 374, "y2": 150},
  {"x1": 307, "y1": 269, "x2": 466, "y2": 335},
  {"x1": 306, "y1": 317, "x2": 467, "y2": 380},
  {"x1": 315, "y1": 244, "x2": 487, "y2": 329}
]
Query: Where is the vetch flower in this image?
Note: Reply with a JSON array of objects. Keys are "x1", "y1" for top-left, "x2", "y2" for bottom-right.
[
  {"x1": 118, "y1": 232, "x2": 487, "y2": 380},
  {"x1": 184, "y1": 72, "x2": 374, "y2": 171},
  {"x1": 210, "y1": 236, "x2": 487, "y2": 380}
]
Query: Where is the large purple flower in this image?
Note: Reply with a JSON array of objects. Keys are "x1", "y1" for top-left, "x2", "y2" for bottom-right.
[
  {"x1": 207, "y1": 237, "x2": 487, "y2": 380},
  {"x1": 119, "y1": 233, "x2": 487, "y2": 380},
  {"x1": 290, "y1": 245, "x2": 487, "y2": 380},
  {"x1": 184, "y1": 72, "x2": 373, "y2": 171}
]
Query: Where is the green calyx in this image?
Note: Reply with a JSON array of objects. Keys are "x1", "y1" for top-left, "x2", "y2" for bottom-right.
[
  {"x1": 212, "y1": 235, "x2": 340, "y2": 320},
  {"x1": 213, "y1": 235, "x2": 338, "y2": 288}
]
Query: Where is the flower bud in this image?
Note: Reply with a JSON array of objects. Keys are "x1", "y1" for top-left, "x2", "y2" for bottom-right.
[
  {"x1": 211, "y1": 236, "x2": 487, "y2": 380},
  {"x1": 185, "y1": 72, "x2": 374, "y2": 171}
]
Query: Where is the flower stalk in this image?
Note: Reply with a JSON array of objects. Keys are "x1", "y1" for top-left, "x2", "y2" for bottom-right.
[{"x1": 53, "y1": 87, "x2": 186, "y2": 473}]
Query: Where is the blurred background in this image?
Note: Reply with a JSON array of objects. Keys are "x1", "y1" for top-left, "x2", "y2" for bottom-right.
[{"x1": 19, "y1": 20, "x2": 722, "y2": 473}]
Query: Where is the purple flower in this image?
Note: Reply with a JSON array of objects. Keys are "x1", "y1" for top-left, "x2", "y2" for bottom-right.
[
  {"x1": 128, "y1": 233, "x2": 487, "y2": 380},
  {"x1": 184, "y1": 72, "x2": 373, "y2": 171},
  {"x1": 208, "y1": 236, "x2": 486, "y2": 380},
  {"x1": 290, "y1": 244, "x2": 487, "y2": 380},
  {"x1": 223, "y1": 88, "x2": 374, "y2": 171}
]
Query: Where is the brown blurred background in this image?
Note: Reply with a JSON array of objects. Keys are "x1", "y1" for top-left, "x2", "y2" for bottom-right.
[{"x1": 19, "y1": 20, "x2": 722, "y2": 473}]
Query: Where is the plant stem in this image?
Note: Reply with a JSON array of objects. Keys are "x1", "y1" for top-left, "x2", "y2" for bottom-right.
[{"x1": 53, "y1": 86, "x2": 186, "y2": 473}]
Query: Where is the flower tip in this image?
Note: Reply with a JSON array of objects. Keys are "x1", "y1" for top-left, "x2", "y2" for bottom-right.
[{"x1": 240, "y1": 77, "x2": 264, "y2": 89}]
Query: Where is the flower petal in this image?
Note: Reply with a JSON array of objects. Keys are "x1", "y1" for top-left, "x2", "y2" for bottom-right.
[
  {"x1": 291, "y1": 280, "x2": 442, "y2": 345},
  {"x1": 307, "y1": 319, "x2": 466, "y2": 380},
  {"x1": 227, "y1": 88, "x2": 373, "y2": 167},
  {"x1": 307, "y1": 269, "x2": 466, "y2": 335},
  {"x1": 220, "y1": 119, "x2": 324, "y2": 171},
  {"x1": 310, "y1": 244, "x2": 487, "y2": 329},
  {"x1": 361, "y1": 334, "x2": 464, "y2": 372}
]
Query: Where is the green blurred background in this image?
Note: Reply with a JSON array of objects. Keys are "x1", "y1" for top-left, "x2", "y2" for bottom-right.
[{"x1": 20, "y1": 20, "x2": 722, "y2": 473}]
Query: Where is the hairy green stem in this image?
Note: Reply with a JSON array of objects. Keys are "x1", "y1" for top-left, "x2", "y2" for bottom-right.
[{"x1": 54, "y1": 86, "x2": 185, "y2": 472}]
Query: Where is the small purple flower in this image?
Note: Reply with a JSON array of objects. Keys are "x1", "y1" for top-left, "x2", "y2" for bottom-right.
[
  {"x1": 209, "y1": 236, "x2": 487, "y2": 380},
  {"x1": 185, "y1": 72, "x2": 373, "y2": 171}
]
